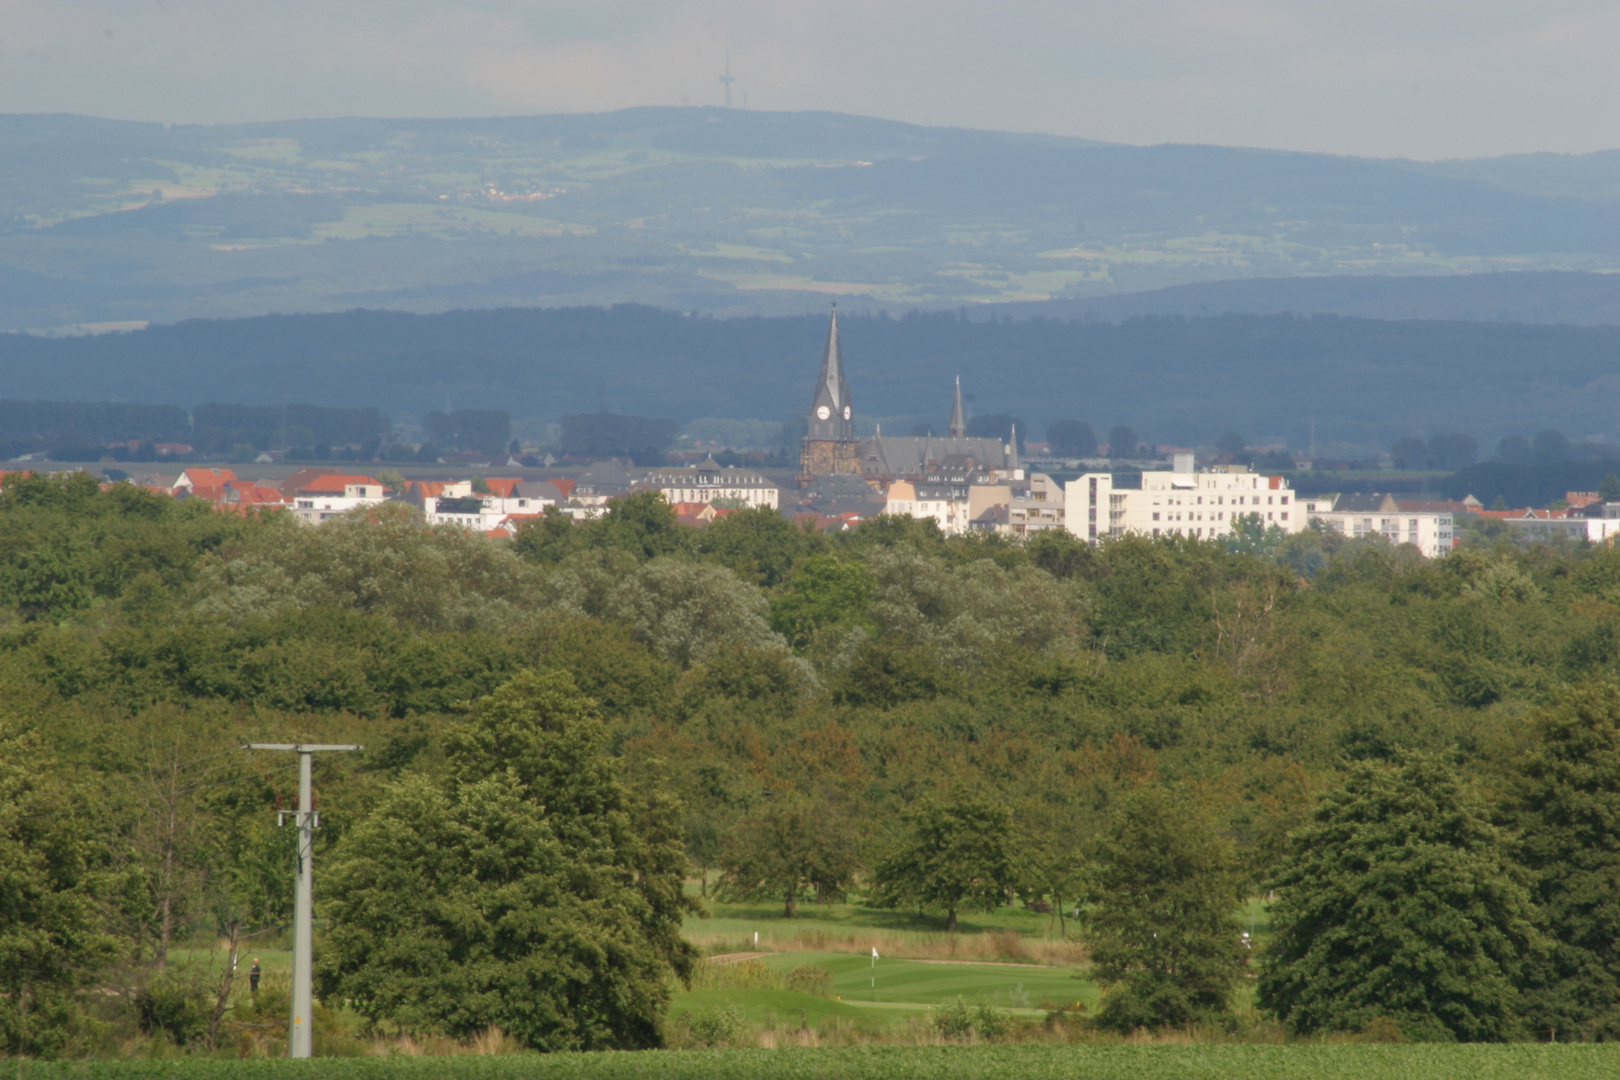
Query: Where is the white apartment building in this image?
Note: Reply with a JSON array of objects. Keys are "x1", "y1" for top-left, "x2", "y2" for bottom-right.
[
  {"x1": 641, "y1": 458, "x2": 781, "y2": 510},
  {"x1": 420, "y1": 479, "x2": 562, "y2": 530},
  {"x1": 291, "y1": 474, "x2": 390, "y2": 524},
  {"x1": 1302, "y1": 493, "x2": 1454, "y2": 558},
  {"x1": 1494, "y1": 507, "x2": 1620, "y2": 546},
  {"x1": 1065, "y1": 455, "x2": 1302, "y2": 545}
]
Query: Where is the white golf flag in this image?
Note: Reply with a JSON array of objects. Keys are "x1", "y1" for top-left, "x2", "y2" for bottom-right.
[{"x1": 872, "y1": 947, "x2": 880, "y2": 959}]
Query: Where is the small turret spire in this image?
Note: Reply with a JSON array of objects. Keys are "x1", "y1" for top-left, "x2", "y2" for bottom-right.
[{"x1": 948, "y1": 375, "x2": 966, "y2": 437}]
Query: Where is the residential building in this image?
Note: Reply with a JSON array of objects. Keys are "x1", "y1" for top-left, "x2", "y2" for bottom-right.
[
  {"x1": 1065, "y1": 455, "x2": 1302, "y2": 545},
  {"x1": 1302, "y1": 492, "x2": 1455, "y2": 558},
  {"x1": 173, "y1": 468, "x2": 238, "y2": 498},
  {"x1": 641, "y1": 456, "x2": 781, "y2": 510},
  {"x1": 885, "y1": 477, "x2": 972, "y2": 534},
  {"x1": 290, "y1": 474, "x2": 390, "y2": 524},
  {"x1": 793, "y1": 472, "x2": 886, "y2": 520},
  {"x1": 999, "y1": 471, "x2": 1066, "y2": 538},
  {"x1": 416, "y1": 479, "x2": 562, "y2": 529},
  {"x1": 1487, "y1": 505, "x2": 1620, "y2": 545},
  {"x1": 572, "y1": 460, "x2": 634, "y2": 507}
]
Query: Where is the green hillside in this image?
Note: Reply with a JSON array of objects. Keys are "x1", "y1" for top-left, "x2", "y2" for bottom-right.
[{"x1": 8, "y1": 108, "x2": 1620, "y2": 329}]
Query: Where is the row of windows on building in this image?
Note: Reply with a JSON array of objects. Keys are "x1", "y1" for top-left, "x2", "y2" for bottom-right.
[{"x1": 1153, "y1": 494, "x2": 1289, "y2": 507}]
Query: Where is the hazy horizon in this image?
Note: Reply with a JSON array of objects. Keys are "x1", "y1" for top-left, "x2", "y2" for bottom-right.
[{"x1": 5, "y1": 1, "x2": 1620, "y2": 162}]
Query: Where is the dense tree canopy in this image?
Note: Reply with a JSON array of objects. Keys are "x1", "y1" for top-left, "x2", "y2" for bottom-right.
[
  {"x1": 11, "y1": 470, "x2": 1620, "y2": 1049},
  {"x1": 316, "y1": 670, "x2": 696, "y2": 1050},
  {"x1": 1260, "y1": 754, "x2": 1543, "y2": 1042},
  {"x1": 1507, "y1": 680, "x2": 1620, "y2": 1041}
]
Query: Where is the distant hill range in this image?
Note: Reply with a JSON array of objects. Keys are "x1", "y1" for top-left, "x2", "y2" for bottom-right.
[
  {"x1": 8, "y1": 108, "x2": 1620, "y2": 329},
  {"x1": 987, "y1": 271, "x2": 1620, "y2": 327},
  {"x1": 6, "y1": 306, "x2": 1620, "y2": 452}
]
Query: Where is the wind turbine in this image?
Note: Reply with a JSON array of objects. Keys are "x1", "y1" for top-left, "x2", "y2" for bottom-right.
[{"x1": 719, "y1": 52, "x2": 735, "y2": 108}]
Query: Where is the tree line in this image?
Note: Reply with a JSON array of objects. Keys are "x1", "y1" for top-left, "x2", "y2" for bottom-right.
[
  {"x1": 10, "y1": 307, "x2": 1620, "y2": 447},
  {"x1": 8, "y1": 479, "x2": 1620, "y2": 1051}
]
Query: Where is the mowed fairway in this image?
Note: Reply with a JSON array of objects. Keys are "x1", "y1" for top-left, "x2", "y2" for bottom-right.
[{"x1": 671, "y1": 951, "x2": 1095, "y2": 1029}]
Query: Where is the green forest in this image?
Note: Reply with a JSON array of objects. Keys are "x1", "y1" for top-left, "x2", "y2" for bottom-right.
[
  {"x1": 10, "y1": 475, "x2": 1620, "y2": 1060},
  {"x1": 8, "y1": 306, "x2": 1620, "y2": 450}
]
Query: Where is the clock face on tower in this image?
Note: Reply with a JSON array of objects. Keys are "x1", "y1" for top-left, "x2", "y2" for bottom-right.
[
  {"x1": 817, "y1": 405, "x2": 831, "y2": 420},
  {"x1": 843, "y1": 406, "x2": 852, "y2": 420}
]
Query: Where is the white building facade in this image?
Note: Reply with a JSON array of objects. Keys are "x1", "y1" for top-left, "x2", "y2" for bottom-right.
[
  {"x1": 1302, "y1": 493, "x2": 1454, "y2": 558},
  {"x1": 1065, "y1": 456, "x2": 1303, "y2": 545},
  {"x1": 421, "y1": 480, "x2": 561, "y2": 530},
  {"x1": 641, "y1": 460, "x2": 781, "y2": 510},
  {"x1": 291, "y1": 476, "x2": 390, "y2": 524},
  {"x1": 885, "y1": 478, "x2": 972, "y2": 534}
]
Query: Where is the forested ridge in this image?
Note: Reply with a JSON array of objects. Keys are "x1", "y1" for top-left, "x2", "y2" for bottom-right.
[
  {"x1": 8, "y1": 306, "x2": 1620, "y2": 448},
  {"x1": 9, "y1": 477, "x2": 1620, "y2": 1052}
]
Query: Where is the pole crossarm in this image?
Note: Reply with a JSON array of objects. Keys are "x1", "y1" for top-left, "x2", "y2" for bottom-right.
[{"x1": 243, "y1": 741, "x2": 363, "y2": 1058}]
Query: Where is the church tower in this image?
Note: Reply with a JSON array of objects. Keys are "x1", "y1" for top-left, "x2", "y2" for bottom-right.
[
  {"x1": 948, "y1": 376, "x2": 967, "y2": 437},
  {"x1": 799, "y1": 306, "x2": 861, "y2": 479}
]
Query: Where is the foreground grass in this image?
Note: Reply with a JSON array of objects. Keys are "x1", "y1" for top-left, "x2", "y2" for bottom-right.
[{"x1": 18, "y1": 1045, "x2": 1620, "y2": 1080}]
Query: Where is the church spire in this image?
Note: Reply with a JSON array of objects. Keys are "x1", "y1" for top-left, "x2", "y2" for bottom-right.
[
  {"x1": 948, "y1": 375, "x2": 966, "y2": 437},
  {"x1": 806, "y1": 304, "x2": 854, "y2": 442}
]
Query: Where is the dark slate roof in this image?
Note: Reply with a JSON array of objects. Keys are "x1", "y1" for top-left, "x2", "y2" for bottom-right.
[{"x1": 1332, "y1": 493, "x2": 1399, "y2": 513}]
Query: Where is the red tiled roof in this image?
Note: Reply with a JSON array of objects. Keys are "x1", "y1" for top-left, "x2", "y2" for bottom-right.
[
  {"x1": 298, "y1": 473, "x2": 381, "y2": 495},
  {"x1": 277, "y1": 467, "x2": 330, "y2": 498},
  {"x1": 484, "y1": 478, "x2": 522, "y2": 498},
  {"x1": 234, "y1": 486, "x2": 290, "y2": 505},
  {"x1": 179, "y1": 468, "x2": 237, "y2": 488},
  {"x1": 550, "y1": 478, "x2": 576, "y2": 498}
]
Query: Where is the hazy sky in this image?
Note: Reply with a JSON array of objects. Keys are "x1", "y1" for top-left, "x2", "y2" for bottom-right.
[{"x1": 3, "y1": 1, "x2": 1618, "y2": 161}]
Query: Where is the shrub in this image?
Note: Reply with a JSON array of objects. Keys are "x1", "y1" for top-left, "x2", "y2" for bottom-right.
[
  {"x1": 681, "y1": 1005, "x2": 747, "y2": 1047},
  {"x1": 932, "y1": 997, "x2": 1010, "y2": 1042},
  {"x1": 134, "y1": 971, "x2": 212, "y2": 1047}
]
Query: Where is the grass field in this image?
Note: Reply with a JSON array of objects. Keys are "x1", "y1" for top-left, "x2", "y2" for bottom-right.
[
  {"x1": 670, "y1": 951, "x2": 1095, "y2": 1032},
  {"x1": 18, "y1": 1045, "x2": 1620, "y2": 1080}
]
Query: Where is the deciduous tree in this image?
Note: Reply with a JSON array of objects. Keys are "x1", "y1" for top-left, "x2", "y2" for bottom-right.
[
  {"x1": 873, "y1": 799, "x2": 1019, "y2": 932},
  {"x1": 0, "y1": 723, "x2": 119, "y2": 1056},
  {"x1": 1507, "y1": 680, "x2": 1620, "y2": 1041},
  {"x1": 1259, "y1": 753, "x2": 1542, "y2": 1041},
  {"x1": 1085, "y1": 787, "x2": 1244, "y2": 1033},
  {"x1": 316, "y1": 670, "x2": 697, "y2": 1049},
  {"x1": 718, "y1": 796, "x2": 860, "y2": 917}
]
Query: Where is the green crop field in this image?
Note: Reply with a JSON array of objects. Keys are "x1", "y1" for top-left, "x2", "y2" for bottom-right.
[{"x1": 16, "y1": 1045, "x2": 1620, "y2": 1080}]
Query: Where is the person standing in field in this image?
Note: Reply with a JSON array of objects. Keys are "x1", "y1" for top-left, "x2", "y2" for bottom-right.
[{"x1": 250, "y1": 958, "x2": 261, "y2": 993}]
